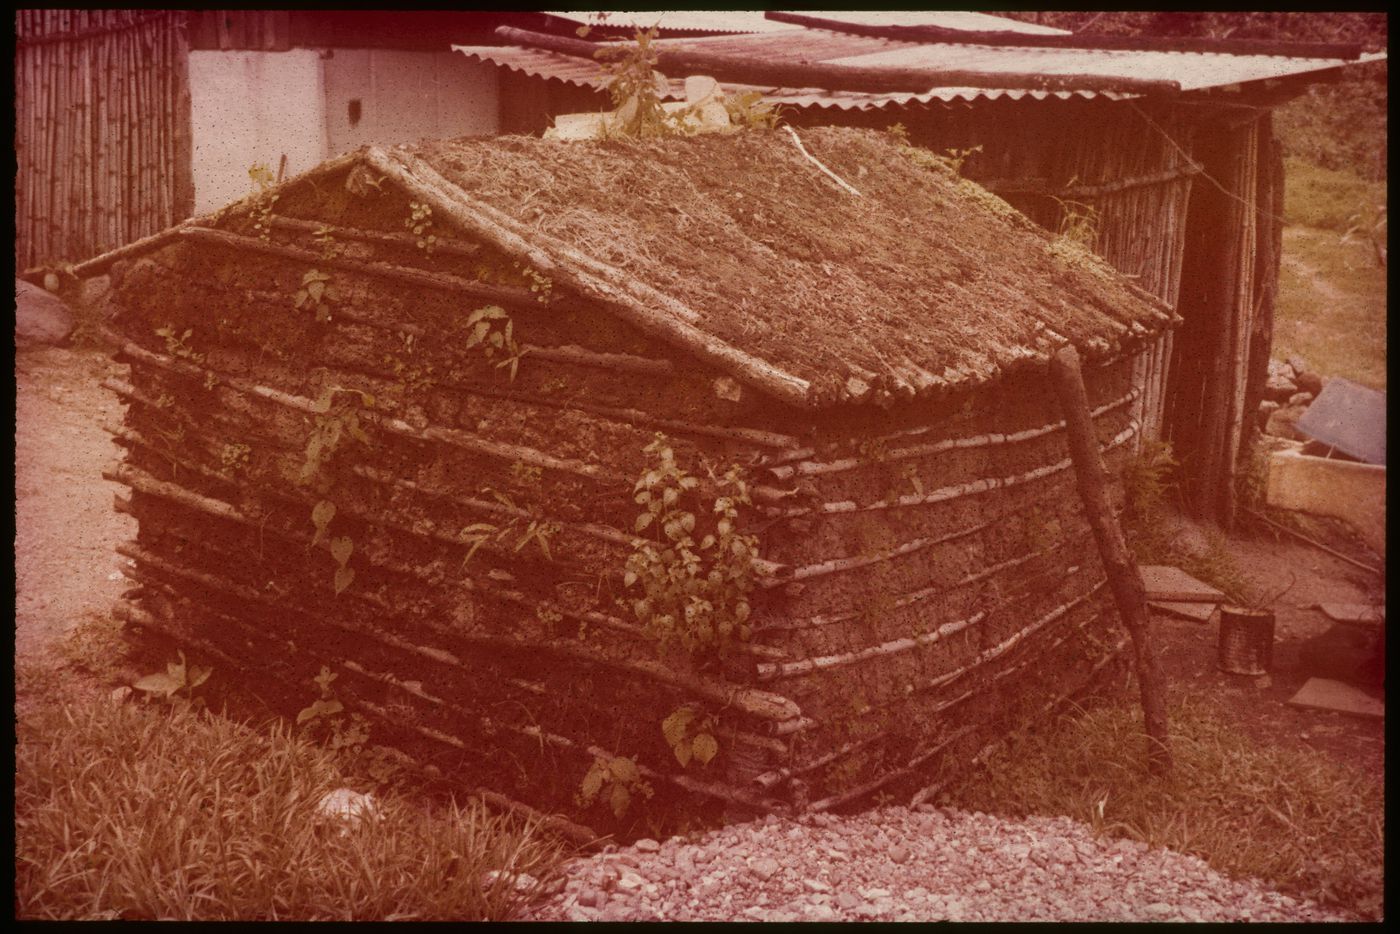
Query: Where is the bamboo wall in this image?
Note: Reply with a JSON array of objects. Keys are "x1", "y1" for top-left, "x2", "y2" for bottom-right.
[
  {"x1": 14, "y1": 10, "x2": 193, "y2": 270},
  {"x1": 100, "y1": 164, "x2": 1136, "y2": 830},
  {"x1": 1162, "y1": 112, "x2": 1274, "y2": 523},
  {"x1": 790, "y1": 96, "x2": 1274, "y2": 524}
]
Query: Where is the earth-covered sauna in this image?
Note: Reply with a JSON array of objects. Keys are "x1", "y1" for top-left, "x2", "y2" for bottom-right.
[{"x1": 102, "y1": 127, "x2": 1176, "y2": 833}]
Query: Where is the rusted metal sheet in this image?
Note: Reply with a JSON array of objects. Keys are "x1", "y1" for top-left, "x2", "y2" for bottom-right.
[
  {"x1": 1296, "y1": 377, "x2": 1386, "y2": 466},
  {"x1": 455, "y1": 31, "x2": 1379, "y2": 109}
]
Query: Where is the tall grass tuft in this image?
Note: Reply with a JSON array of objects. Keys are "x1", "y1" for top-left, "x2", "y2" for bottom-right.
[
  {"x1": 15, "y1": 695, "x2": 570, "y2": 920},
  {"x1": 942, "y1": 696, "x2": 1384, "y2": 920}
]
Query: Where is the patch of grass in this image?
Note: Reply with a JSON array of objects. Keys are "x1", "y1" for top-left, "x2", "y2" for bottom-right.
[
  {"x1": 1274, "y1": 70, "x2": 1388, "y2": 183},
  {"x1": 1274, "y1": 226, "x2": 1387, "y2": 390},
  {"x1": 15, "y1": 693, "x2": 570, "y2": 920},
  {"x1": 1282, "y1": 158, "x2": 1386, "y2": 231},
  {"x1": 942, "y1": 696, "x2": 1383, "y2": 920}
]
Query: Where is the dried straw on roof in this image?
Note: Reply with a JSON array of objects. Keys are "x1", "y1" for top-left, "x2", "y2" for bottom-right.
[
  {"x1": 404, "y1": 126, "x2": 1176, "y2": 404},
  {"x1": 109, "y1": 126, "x2": 1177, "y2": 407}
]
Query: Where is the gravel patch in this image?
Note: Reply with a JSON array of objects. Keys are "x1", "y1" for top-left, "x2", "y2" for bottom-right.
[{"x1": 522, "y1": 806, "x2": 1353, "y2": 922}]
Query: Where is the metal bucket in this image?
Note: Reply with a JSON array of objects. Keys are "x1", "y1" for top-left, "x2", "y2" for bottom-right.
[{"x1": 1217, "y1": 605, "x2": 1275, "y2": 675}]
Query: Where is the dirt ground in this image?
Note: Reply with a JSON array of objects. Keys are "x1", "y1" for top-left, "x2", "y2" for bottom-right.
[
  {"x1": 12, "y1": 344, "x2": 1385, "y2": 779},
  {"x1": 14, "y1": 346, "x2": 135, "y2": 664}
]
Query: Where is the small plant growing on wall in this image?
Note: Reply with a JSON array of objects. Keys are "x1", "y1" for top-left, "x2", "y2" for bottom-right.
[
  {"x1": 577, "y1": 753, "x2": 654, "y2": 818},
  {"x1": 464, "y1": 305, "x2": 527, "y2": 380},
  {"x1": 293, "y1": 269, "x2": 339, "y2": 323},
  {"x1": 661, "y1": 705, "x2": 719, "y2": 768},
  {"x1": 247, "y1": 163, "x2": 279, "y2": 241},
  {"x1": 594, "y1": 26, "x2": 672, "y2": 138},
  {"x1": 405, "y1": 201, "x2": 438, "y2": 254},
  {"x1": 623, "y1": 435, "x2": 759, "y2": 661},
  {"x1": 155, "y1": 324, "x2": 205, "y2": 364},
  {"x1": 459, "y1": 486, "x2": 560, "y2": 569}
]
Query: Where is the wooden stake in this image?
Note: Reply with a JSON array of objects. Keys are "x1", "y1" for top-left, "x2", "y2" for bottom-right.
[{"x1": 1049, "y1": 346, "x2": 1171, "y2": 775}]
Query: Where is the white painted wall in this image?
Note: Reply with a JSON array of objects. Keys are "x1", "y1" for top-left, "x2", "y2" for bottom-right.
[
  {"x1": 323, "y1": 50, "x2": 499, "y2": 156},
  {"x1": 189, "y1": 50, "x2": 329, "y2": 215},
  {"x1": 187, "y1": 49, "x2": 500, "y2": 216}
]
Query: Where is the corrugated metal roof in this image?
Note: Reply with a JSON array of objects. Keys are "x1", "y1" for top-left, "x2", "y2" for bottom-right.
[
  {"x1": 824, "y1": 42, "x2": 1369, "y2": 93},
  {"x1": 795, "y1": 11, "x2": 1070, "y2": 35},
  {"x1": 456, "y1": 27, "x2": 1381, "y2": 108},
  {"x1": 541, "y1": 10, "x2": 1071, "y2": 36},
  {"x1": 453, "y1": 42, "x2": 1127, "y2": 110},
  {"x1": 541, "y1": 11, "x2": 794, "y2": 35}
]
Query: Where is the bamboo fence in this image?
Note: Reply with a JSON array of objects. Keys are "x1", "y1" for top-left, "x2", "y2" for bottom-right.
[{"x1": 14, "y1": 9, "x2": 193, "y2": 270}]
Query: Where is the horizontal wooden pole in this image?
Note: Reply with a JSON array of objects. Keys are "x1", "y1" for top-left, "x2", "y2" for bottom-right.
[
  {"x1": 265, "y1": 214, "x2": 485, "y2": 260},
  {"x1": 753, "y1": 597, "x2": 1107, "y2": 789},
  {"x1": 116, "y1": 530, "x2": 802, "y2": 724},
  {"x1": 981, "y1": 162, "x2": 1203, "y2": 201},
  {"x1": 765, "y1": 388, "x2": 1139, "y2": 481},
  {"x1": 111, "y1": 332, "x2": 799, "y2": 516},
  {"x1": 907, "y1": 633, "x2": 1129, "y2": 808},
  {"x1": 179, "y1": 225, "x2": 547, "y2": 309},
  {"x1": 776, "y1": 421, "x2": 1139, "y2": 517}
]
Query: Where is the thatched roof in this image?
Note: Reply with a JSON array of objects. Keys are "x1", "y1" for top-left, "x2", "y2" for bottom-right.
[{"x1": 109, "y1": 127, "x2": 1178, "y2": 408}]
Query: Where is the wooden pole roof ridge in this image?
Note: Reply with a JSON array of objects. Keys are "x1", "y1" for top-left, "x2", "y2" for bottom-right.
[
  {"x1": 763, "y1": 11, "x2": 1366, "y2": 61},
  {"x1": 492, "y1": 25, "x2": 1184, "y2": 96},
  {"x1": 361, "y1": 146, "x2": 817, "y2": 409}
]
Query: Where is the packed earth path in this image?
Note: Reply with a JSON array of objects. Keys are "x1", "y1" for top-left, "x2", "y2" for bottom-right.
[{"x1": 12, "y1": 344, "x2": 1364, "y2": 922}]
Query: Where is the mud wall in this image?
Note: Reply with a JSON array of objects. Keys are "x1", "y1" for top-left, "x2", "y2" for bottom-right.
[{"x1": 103, "y1": 169, "x2": 1139, "y2": 831}]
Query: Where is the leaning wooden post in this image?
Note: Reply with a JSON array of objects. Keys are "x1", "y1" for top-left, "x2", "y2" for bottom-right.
[{"x1": 1049, "y1": 346, "x2": 1173, "y2": 776}]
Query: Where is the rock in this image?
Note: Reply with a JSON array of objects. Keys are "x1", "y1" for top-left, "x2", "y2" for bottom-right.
[
  {"x1": 15, "y1": 278, "x2": 76, "y2": 348},
  {"x1": 1285, "y1": 355, "x2": 1308, "y2": 377},
  {"x1": 616, "y1": 871, "x2": 646, "y2": 892},
  {"x1": 1257, "y1": 399, "x2": 1281, "y2": 427},
  {"x1": 109, "y1": 685, "x2": 133, "y2": 704},
  {"x1": 480, "y1": 870, "x2": 538, "y2": 894},
  {"x1": 804, "y1": 879, "x2": 832, "y2": 894},
  {"x1": 889, "y1": 844, "x2": 910, "y2": 864},
  {"x1": 1264, "y1": 404, "x2": 1308, "y2": 441},
  {"x1": 974, "y1": 880, "x2": 993, "y2": 893},
  {"x1": 576, "y1": 889, "x2": 601, "y2": 908},
  {"x1": 314, "y1": 788, "x2": 379, "y2": 827},
  {"x1": 1295, "y1": 370, "x2": 1324, "y2": 395},
  {"x1": 634, "y1": 838, "x2": 661, "y2": 853},
  {"x1": 1264, "y1": 373, "x2": 1298, "y2": 401},
  {"x1": 1287, "y1": 391, "x2": 1314, "y2": 408},
  {"x1": 806, "y1": 904, "x2": 839, "y2": 922},
  {"x1": 749, "y1": 857, "x2": 781, "y2": 881},
  {"x1": 598, "y1": 904, "x2": 632, "y2": 923},
  {"x1": 1145, "y1": 902, "x2": 1175, "y2": 918},
  {"x1": 1267, "y1": 358, "x2": 1293, "y2": 380}
]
